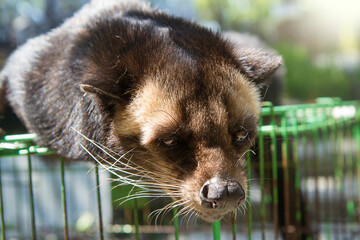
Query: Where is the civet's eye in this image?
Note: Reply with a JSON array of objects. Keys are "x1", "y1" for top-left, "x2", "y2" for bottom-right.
[
  {"x1": 158, "y1": 137, "x2": 179, "y2": 148},
  {"x1": 233, "y1": 130, "x2": 249, "y2": 144}
]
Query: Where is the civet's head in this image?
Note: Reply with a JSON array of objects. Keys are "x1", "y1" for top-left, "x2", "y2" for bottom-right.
[{"x1": 78, "y1": 10, "x2": 282, "y2": 221}]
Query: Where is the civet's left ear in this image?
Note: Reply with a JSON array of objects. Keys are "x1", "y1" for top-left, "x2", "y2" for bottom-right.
[
  {"x1": 234, "y1": 48, "x2": 283, "y2": 85},
  {"x1": 222, "y1": 32, "x2": 283, "y2": 85}
]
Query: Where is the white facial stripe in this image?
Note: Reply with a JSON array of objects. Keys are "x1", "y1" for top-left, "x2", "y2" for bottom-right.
[{"x1": 140, "y1": 123, "x2": 155, "y2": 145}]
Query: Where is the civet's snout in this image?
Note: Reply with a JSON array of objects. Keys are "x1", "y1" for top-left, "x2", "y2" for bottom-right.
[{"x1": 200, "y1": 177, "x2": 245, "y2": 210}]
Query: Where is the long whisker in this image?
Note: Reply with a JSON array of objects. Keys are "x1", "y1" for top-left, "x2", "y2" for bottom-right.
[
  {"x1": 73, "y1": 128, "x2": 186, "y2": 179},
  {"x1": 72, "y1": 128, "x2": 252, "y2": 225},
  {"x1": 150, "y1": 199, "x2": 189, "y2": 223},
  {"x1": 82, "y1": 143, "x2": 181, "y2": 187}
]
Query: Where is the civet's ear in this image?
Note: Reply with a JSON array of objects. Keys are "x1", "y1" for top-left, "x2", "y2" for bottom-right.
[
  {"x1": 75, "y1": 19, "x2": 143, "y2": 104},
  {"x1": 234, "y1": 48, "x2": 283, "y2": 85},
  {"x1": 80, "y1": 82, "x2": 125, "y2": 102},
  {"x1": 222, "y1": 32, "x2": 283, "y2": 85},
  {"x1": 79, "y1": 63, "x2": 136, "y2": 105}
]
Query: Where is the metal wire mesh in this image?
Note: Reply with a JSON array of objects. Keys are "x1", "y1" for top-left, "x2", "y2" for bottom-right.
[{"x1": 0, "y1": 98, "x2": 359, "y2": 239}]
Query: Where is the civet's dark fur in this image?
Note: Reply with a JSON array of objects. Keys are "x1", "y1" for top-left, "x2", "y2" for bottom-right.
[{"x1": 0, "y1": 0, "x2": 282, "y2": 221}]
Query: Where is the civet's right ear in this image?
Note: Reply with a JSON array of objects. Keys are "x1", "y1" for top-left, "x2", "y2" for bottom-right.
[
  {"x1": 222, "y1": 32, "x2": 283, "y2": 86},
  {"x1": 233, "y1": 48, "x2": 283, "y2": 86}
]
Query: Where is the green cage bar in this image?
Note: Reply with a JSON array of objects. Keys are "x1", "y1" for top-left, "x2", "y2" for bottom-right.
[
  {"x1": 302, "y1": 130, "x2": 312, "y2": 240},
  {"x1": 270, "y1": 105, "x2": 279, "y2": 240},
  {"x1": 4, "y1": 133, "x2": 37, "y2": 142},
  {"x1": 329, "y1": 109, "x2": 340, "y2": 238},
  {"x1": 291, "y1": 109, "x2": 302, "y2": 238},
  {"x1": 0, "y1": 160, "x2": 5, "y2": 240},
  {"x1": 280, "y1": 112, "x2": 291, "y2": 239},
  {"x1": 173, "y1": 208, "x2": 179, "y2": 240},
  {"x1": 343, "y1": 115, "x2": 352, "y2": 236},
  {"x1": 133, "y1": 199, "x2": 140, "y2": 240},
  {"x1": 232, "y1": 211, "x2": 236, "y2": 240},
  {"x1": 258, "y1": 109, "x2": 266, "y2": 240},
  {"x1": 212, "y1": 220, "x2": 221, "y2": 240},
  {"x1": 338, "y1": 117, "x2": 346, "y2": 237},
  {"x1": 27, "y1": 149, "x2": 37, "y2": 240},
  {"x1": 355, "y1": 121, "x2": 360, "y2": 224},
  {"x1": 321, "y1": 107, "x2": 332, "y2": 240},
  {"x1": 95, "y1": 165, "x2": 104, "y2": 240},
  {"x1": 312, "y1": 108, "x2": 321, "y2": 233},
  {"x1": 60, "y1": 157, "x2": 69, "y2": 240},
  {"x1": 344, "y1": 120, "x2": 355, "y2": 234},
  {"x1": 247, "y1": 151, "x2": 252, "y2": 240}
]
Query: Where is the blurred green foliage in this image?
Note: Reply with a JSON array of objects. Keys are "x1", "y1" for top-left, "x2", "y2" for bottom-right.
[
  {"x1": 192, "y1": 0, "x2": 359, "y2": 101},
  {"x1": 275, "y1": 44, "x2": 351, "y2": 100},
  {"x1": 194, "y1": 0, "x2": 277, "y2": 31}
]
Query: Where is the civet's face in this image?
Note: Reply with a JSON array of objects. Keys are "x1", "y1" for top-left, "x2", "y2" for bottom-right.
[{"x1": 111, "y1": 62, "x2": 261, "y2": 221}]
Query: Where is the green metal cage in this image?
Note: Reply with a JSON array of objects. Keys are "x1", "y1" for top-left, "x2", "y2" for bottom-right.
[{"x1": 1, "y1": 97, "x2": 359, "y2": 240}]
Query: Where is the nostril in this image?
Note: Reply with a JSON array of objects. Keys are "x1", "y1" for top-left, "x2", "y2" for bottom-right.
[
  {"x1": 200, "y1": 182, "x2": 209, "y2": 200},
  {"x1": 200, "y1": 182, "x2": 220, "y2": 209},
  {"x1": 227, "y1": 181, "x2": 245, "y2": 201}
]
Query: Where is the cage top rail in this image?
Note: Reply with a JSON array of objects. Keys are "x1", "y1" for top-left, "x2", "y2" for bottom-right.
[
  {"x1": 261, "y1": 97, "x2": 358, "y2": 115},
  {"x1": 0, "y1": 98, "x2": 359, "y2": 155},
  {"x1": 260, "y1": 98, "x2": 359, "y2": 135}
]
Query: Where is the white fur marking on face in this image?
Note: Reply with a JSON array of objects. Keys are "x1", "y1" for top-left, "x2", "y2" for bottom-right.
[
  {"x1": 130, "y1": 80, "x2": 180, "y2": 145},
  {"x1": 140, "y1": 123, "x2": 155, "y2": 145},
  {"x1": 228, "y1": 72, "x2": 261, "y2": 120}
]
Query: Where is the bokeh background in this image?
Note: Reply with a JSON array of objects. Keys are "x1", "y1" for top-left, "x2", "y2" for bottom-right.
[{"x1": 0, "y1": 0, "x2": 359, "y2": 102}]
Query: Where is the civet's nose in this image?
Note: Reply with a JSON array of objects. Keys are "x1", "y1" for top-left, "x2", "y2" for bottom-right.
[{"x1": 200, "y1": 177, "x2": 245, "y2": 209}]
